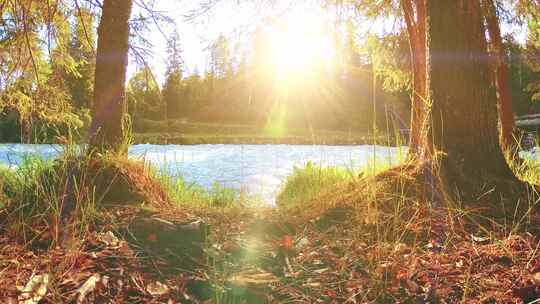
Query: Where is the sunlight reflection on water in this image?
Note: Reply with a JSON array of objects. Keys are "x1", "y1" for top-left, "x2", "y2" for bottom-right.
[{"x1": 0, "y1": 144, "x2": 407, "y2": 204}]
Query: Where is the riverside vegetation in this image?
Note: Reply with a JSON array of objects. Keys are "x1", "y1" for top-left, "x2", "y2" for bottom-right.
[{"x1": 1, "y1": 144, "x2": 540, "y2": 303}]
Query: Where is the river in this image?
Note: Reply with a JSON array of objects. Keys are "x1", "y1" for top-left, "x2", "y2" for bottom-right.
[{"x1": 0, "y1": 144, "x2": 407, "y2": 204}]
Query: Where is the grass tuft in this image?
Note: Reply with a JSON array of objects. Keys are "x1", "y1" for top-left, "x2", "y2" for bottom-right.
[
  {"x1": 276, "y1": 151, "x2": 406, "y2": 209},
  {"x1": 276, "y1": 161, "x2": 355, "y2": 209}
]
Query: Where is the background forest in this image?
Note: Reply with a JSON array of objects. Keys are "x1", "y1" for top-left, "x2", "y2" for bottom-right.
[{"x1": 3, "y1": 1, "x2": 539, "y2": 144}]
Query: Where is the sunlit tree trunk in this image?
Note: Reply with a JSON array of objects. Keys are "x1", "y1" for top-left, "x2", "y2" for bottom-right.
[
  {"x1": 426, "y1": 0, "x2": 518, "y2": 201},
  {"x1": 401, "y1": 0, "x2": 428, "y2": 158},
  {"x1": 482, "y1": 0, "x2": 515, "y2": 150},
  {"x1": 88, "y1": 0, "x2": 133, "y2": 153}
]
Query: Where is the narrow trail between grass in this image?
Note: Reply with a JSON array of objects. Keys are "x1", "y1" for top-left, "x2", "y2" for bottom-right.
[{"x1": 204, "y1": 209, "x2": 295, "y2": 302}]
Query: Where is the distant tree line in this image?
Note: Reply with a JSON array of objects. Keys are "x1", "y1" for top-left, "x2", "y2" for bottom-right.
[
  {"x1": 1, "y1": 1, "x2": 540, "y2": 143},
  {"x1": 127, "y1": 25, "x2": 403, "y2": 134},
  {"x1": 126, "y1": 16, "x2": 540, "y2": 136}
]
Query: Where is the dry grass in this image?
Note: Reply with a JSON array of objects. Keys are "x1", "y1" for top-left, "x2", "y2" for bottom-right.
[
  {"x1": 2, "y1": 153, "x2": 540, "y2": 303},
  {"x1": 259, "y1": 160, "x2": 540, "y2": 302}
]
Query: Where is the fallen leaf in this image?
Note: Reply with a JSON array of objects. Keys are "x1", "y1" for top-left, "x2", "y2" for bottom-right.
[
  {"x1": 147, "y1": 281, "x2": 170, "y2": 296},
  {"x1": 18, "y1": 273, "x2": 50, "y2": 304},
  {"x1": 470, "y1": 234, "x2": 489, "y2": 243},
  {"x1": 146, "y1": 233, "x2": 158, "y2": 242},
  {"x1": 303, "y1": 282, "x2": 321, "y2": 288},
  {"x1": 77, "y1": 274, "x2": 101, "y2": 304},
  {"x1": 100, "y1": 231, "x2": 119, "y2": 247},
  {"x1": 326, "y1": 289, "x2": 337, "y2": 298},
  {"x1": 228, "y1": 269, "x2": 280, "y2": 288},
  {"x1": 296, "y1": 237, "x2": 309, "y2": 248},
  {"x1": 282, "y1": 235, "x2": 294, "y2": 251},
  {"x1": 531, "y1": 272, "x2": 540, "y2": 285},
  {"x1": 313, "y1": 268, "x2": 329, "y2": 274}
]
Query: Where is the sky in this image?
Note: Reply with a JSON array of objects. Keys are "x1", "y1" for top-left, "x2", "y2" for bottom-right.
[
  {"x1": 127, "y1": 0, "x2": 528, "y2": 85},
  {"x1": 128, "y1": 0, "x2": 295, "y2": 84},
  {"x1": 128, "y1": 0, "x2": 368, "y2": 84}
]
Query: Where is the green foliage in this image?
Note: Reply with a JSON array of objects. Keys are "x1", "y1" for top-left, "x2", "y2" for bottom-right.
[
  {"x1": 525, "y1": 7, "x2": 540, "y2": 102},
  {"x1": 128, "y1": 66, "x2": 163, "y2": 121},
  {"x1": 0, "y1": 1, "x2": 70, "y2": 88},
  {"x1": 277, "y1": 161, "x2": 355, "y2": 209},
  {"x1": 0, "y1": 1, "x2": 94, "y2": 143},
  {"x1": 0, "y1": 84, "x2": 86, "y2": 143},
  {"x1": 1, "y1": 156, "x2": 58, "y2": 214},
  {"x1": 157, "y1": 173, "x2": 242, "y2": 208},
  {"x1": 364, "y1": 33, "x2": 411, "y2": 93},
  {"x1": 64, "y1": 7, "x2": 96, "y2": 109},
  {"x1": 504, "y1": 35, "x2": 540, "y2": 114},
  {"x1": 165, "y1": 29, "x2": 184, "y2": 77},
  {"x1": 161, "y1": 29, "x2": 189, "y2": 120},
  {"x1": 162, "y1": 69, "x2": 184, "y2": 119}
]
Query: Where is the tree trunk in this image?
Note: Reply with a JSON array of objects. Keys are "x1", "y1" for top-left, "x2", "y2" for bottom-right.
[
  {"x1": 483, "y1": 0, "x2": 516, "y2": 150},
  {"x1": 88, "y1": 0, "x2": 133, "y2": 153},
  {"x1": 425, "y1": 0, "x2": 518, "y2": 201},
  {"x1": 402, "y1": 0, "x2": 428, "y2": 158}
]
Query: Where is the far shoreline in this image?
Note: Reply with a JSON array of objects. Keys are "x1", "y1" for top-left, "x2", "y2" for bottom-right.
[
  {"x1": 0, "y1": 136, "x2": 405, "y2": 146},
  {"x1": 132, "y1": 132, "x2": 404, "y2": 146}
]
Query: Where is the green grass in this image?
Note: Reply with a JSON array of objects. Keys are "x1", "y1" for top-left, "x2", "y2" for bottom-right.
[
  {"x1": 276, "y1": 161, "x2": 355, "y2": 209},
  {"x1": 0, "y1": 153, "x2": 99, "y2": 245},
  {"x1": 511, "y1": 152, "x2": 540, "y2": 185},
  {"x1": 0, "y1": 151, "x2": 249, "y2": 242},
  {"x1": 157, "y1": 173, "x2": 245, "y2": 209},
  {"x1": 276, "y1": 150, "x2": 407, "y2": 209}
]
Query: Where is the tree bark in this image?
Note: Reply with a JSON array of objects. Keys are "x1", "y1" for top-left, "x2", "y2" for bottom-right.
[
  {"x1": 401, "y1": 0, "x2": 428, "y2": 158},
  {"x1": 88, "y1": 0, "x2": 133, "y2": 153},
  {"x1": 482, "y1": 0, "x2": 516, "y2": 150},
  {"x1": 426, "y1": 0, "x2": 517, "y2": 201}
]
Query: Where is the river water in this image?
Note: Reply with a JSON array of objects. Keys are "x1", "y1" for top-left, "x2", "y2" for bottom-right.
[{"x1": 0, "y1": 144, "x2": 406, "y2": 204}]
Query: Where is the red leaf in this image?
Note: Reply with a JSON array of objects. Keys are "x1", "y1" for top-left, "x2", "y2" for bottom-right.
[
  {"x1": 326, "y1": 289, "x2": 337, "y2": 298},
  {"x1": 147, "y1": 233, "x2": 158, "y2": 242},
  {"x1": 282, "y1": 235, "x2": 294, "y2": 251}
]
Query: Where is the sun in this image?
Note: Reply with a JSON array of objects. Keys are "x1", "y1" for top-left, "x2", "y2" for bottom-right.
[{"x1": 267, "y1": 13, "x2": 334, "y2": 81}]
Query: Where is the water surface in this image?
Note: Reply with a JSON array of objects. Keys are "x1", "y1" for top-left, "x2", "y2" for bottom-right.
[{"x1": 0, "y1": 144, "x2": 406, "y2": 204}]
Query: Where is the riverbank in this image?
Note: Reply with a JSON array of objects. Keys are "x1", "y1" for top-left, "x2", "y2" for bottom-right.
[
  {"x1": 0, "y1": 144, "x2": 407, "y2": 204},
  {"x1": 1, "y1": 155, "x2": 539, "y2": 302},
  {"x1": 132, "y1": 120, "x2": 400, "y2": 145},
  {"x1": 133, "y1": 132, "x2": 388, "y2": 145}
]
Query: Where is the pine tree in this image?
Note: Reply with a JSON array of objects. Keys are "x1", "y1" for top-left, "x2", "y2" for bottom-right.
[
  {"x1": 66, "y1": 6, "x2": 96, "y2": 109},
  {"x1": 210, "y1": 34, "x2": 233, "y2": 79},
  {"x1": 425, "y1": 0, "x2": 523, "y2": 206},
  {"x1": 162, "y1": 29, "x2": 185, "y2": 119},
  {"x1": 127, "y1": 66, "x2": 161, "y2": 120},
  {"x1": 88, "y1": 0, "x2": 133, "y2": 152}
]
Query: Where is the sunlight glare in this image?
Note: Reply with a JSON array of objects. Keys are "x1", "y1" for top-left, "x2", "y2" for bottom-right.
[{"x1": 268, "y1": 13, "x2": 334, "y2": 81}]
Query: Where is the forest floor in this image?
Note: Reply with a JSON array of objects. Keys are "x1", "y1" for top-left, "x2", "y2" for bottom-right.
[
  {"x1": 1, "y1": 156, "x2": 540, "y2": 303},
  {"x1": 2, "y1": 199, "x2": 539, "y2": 303},
  {"x1": 132, "y1": 120, "x2": 391, "y2": 145}
]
